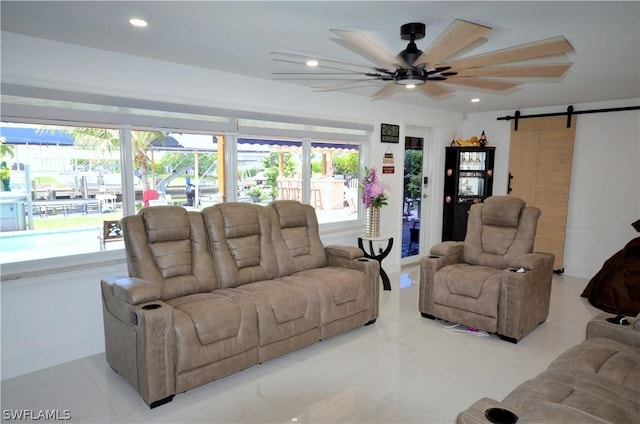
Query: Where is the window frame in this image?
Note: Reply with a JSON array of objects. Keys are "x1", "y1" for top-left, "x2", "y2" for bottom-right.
[{"x1": 1, "y1": 86, "x2": 371, "y2": 276}]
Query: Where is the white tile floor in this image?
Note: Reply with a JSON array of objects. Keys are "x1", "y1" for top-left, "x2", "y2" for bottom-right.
[{"x1": 1, "y1": 266, "x2": 600, "y2": 423}]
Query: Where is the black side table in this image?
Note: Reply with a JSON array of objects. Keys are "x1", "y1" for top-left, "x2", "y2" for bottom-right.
[{"x1": 358, "y1": 236, "x2": 394, "y2": 291}]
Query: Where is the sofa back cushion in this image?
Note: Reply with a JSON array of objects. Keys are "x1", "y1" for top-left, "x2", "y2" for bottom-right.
[
  {"x1": 202, "y1": 202, "x2": 278, "y2": 288},
  {"x1": 464, "y1": 196, "x2": 541, "y2": 269},
  {"x1": 270, "y1": 200, "x2": 327, "y2": 276},
  {"x1": 121, "y1": 206, "x2": 220, "y2": 300}
]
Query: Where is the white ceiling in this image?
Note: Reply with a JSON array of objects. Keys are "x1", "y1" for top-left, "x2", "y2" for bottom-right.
[{"x1": 1, "y1": 1, "x2": 639, "y2": 113}]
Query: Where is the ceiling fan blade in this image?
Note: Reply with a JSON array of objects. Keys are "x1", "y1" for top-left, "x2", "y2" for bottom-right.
[
  {"x1": 313, "y1": 79, "x2": 381, "y2": 92},
  {"x1": 454, "y1": 63, "x2": 573, "y2": 78},
  {"x1": 418, "y1": 81, "x2": 456, "y2": 97},
  {"x1": 271, "y1": 51, "x2": 373, "y2": 71},
  {"x1": 272, "y1": 58, "x2": 375, "y2": 75},
  {"x1": 273, "y1": 72, "x2": 364, "y2": 76},
  {"x1": 330, "y1": 29, "x2": 407, "y2": 69},
  {"x1": 444, "y1": 77, "x2": 522, "y2": 90},
  {"x1": 441, "y1": 36, "x2": 574, "y2": 71},
  {"x1": 371, "y1": 83, "x2": 403, "y2": 100},
  {"x1": 415, "y1": 19, "x2": 491, "y2": 67},
  {"x1": 274, "y1": 77, "x2": 372, "y2": 83}
]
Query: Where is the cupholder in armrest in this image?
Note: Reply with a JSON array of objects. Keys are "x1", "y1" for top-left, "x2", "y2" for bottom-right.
[
  {"x1": 484, "y1": 408, "x2": 518, "y2": 424},
  {"x1": 606, "y1": 315, "x2": 631, "y2": 325},
  {"x1": 142, "y1": 303, "x2": 162, "y2": 310}
]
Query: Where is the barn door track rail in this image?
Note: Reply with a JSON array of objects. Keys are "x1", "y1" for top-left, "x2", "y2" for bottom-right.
[{"x1": 497, "y1": 105, "x2": 640, "y2": 131}]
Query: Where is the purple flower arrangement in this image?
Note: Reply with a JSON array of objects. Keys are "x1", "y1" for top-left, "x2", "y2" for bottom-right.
[{"x1": 360, "y1": 166, "x2": 390, "y2": 208}]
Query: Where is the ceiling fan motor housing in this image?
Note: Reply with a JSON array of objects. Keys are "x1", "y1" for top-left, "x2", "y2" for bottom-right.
[
  {"x1": 400, "y1": 23, "x2": 426, "y2": 40},
  {"x1": 397, "y1": 22, "x2": 427, "y2": 84},
  {"x1": 399, "y1": 23, "x2": 426, "y2": 71}
]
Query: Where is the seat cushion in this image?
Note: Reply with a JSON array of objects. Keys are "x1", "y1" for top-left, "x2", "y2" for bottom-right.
[
  {"x1": 282, "y1": 267, "x2": 370, "y2": 318},
  {"x1": 502, "y1": 368, "x2": 640, "y2": 424},
  {"x1": 434, "y1": 264, "x2": 501, "y2": 317},
  {"x1": 167, "y1": 292, "x2": 259, "y2": 373},
  {"x1": 169, "y1": 294, "x2": 244, "y2": 345},
  {"x1": 228, "y1": 280, "x2": 321, "y2": 346},
  {"x1": 547, "y1": 337, "x2": 640, "y2": 393}
]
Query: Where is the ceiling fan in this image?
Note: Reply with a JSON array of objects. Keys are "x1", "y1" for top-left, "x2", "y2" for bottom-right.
[{"x1": 271, "y1": 19, "x2": 574, "y2": 100}]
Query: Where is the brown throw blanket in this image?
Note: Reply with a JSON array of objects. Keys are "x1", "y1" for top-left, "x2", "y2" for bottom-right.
[{"x1": 581, "y1": 237, "x2": 640, "y2": 315}]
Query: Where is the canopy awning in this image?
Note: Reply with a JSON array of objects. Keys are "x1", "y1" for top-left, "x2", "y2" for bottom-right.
[
  {"x1": 150, "y1": 134, "x2": 358, "y2": 152},
  {"x1": 0, "y1": 125, "x2": 74, "y2": 146},
  {"x1": 0, "y1": 126, "x2": 358, "y2": 152}
]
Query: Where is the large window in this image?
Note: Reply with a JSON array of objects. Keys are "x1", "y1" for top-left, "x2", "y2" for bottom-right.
[
  {"x1": 0, "y1": 123, "x2": 126, "y2": 263},
  {"x1": 0, "y1": 123, "x2": 363, "y2": 265}
]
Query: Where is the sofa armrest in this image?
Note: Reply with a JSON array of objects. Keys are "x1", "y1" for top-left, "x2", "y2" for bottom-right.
[
  {"x1": 419, "y1": 242, "x2": 464, "y2": 317},
  {"x1": 101, "y1": 277, "x2": 175, "y2": 407},
  {"x1": 326, "y1": 245, "x2": 380, "y2": 322},
  {"x1": 457, "y1": 399, "x2": 610, "y2": 424},
  {"x1": 430, "y1": 241, "x2": 464, "y2": 259},
  {"x1": 586, "y1": 312, "x2": 640, "y2": 348},
  {"x1": 508, "y1": 252, "x2": 554, "y2": 272},
  {"x1": 110, "y1": 276, "x2": 161, "y2": 305},
  {"x1": 497, "y1": 252, "x2": 554, "y2": 341},
  {"x1": 325, "y1": 244, "x2": 364, "y2": 260},
  {"x1": 456, "y1": 397, "x2": 525, "y2": 424}
]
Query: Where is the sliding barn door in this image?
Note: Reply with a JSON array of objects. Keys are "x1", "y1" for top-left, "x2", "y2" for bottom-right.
[{"x1": 508, "y1": 115, "x2": 576, "y2": 271}]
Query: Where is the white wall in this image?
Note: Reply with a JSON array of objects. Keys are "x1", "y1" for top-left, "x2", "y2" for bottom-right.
[
  {"x1": 1, "y1": 32, "x2": 638, "y2": 379},
  {"x1": 1, "y1": 261, "x2": 126, "y2": 380},
  {"x1": 462, "y1": 100, "x2": 640, "y2": 278}
]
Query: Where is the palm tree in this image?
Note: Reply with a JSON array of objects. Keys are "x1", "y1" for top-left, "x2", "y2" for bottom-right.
[
  {"x1": 43, "y1": 127, "x2": 164, "y2": 191},
  {"x1": 0, "y1": 137, "x2": 15, "y2": 158},
  {"x1": 130, "y1": 131, "x2": 165, "y2": 191}
]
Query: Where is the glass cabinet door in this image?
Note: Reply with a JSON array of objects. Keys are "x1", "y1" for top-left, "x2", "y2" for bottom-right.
[
  {"x1": 459, "y1": 151, "x2": 487, "y2": 171},
  {"x1": 458, "y1": 172, "x2": 486, "y2": 198}
]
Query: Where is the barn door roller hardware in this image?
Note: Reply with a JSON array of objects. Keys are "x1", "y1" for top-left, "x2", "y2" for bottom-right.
[{"x1": 497, "y1": 105, "x2": 640, "y2": 131}]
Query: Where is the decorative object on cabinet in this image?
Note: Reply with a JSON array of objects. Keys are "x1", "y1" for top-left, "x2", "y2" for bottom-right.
[
  {"x1": 451, "y1": 131, "x2": 489, "y2": 147},
  {"x1": 442, "y1": 146, "x2": 495, "y2": 241},
  {"x1": 479, "y1": 130, "x2": 488, "y2": 146}
]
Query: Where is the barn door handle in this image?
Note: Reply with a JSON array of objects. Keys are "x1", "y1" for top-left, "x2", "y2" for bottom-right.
[{"x1": 508, "y1": 173, "x2": 514, "y2": 193}]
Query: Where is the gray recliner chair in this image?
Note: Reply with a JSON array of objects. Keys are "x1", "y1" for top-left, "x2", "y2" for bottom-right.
[{"x1": 419, "y1": 196, "x2": 555, "y2": 342}]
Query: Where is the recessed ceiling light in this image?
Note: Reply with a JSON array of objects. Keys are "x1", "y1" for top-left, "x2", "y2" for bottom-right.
[
  {"x1": 306, "y1": 59, "x2": 319, "y2": 67},
  {"x1": 405, "y1": 84, "x2": 416, "y2": 89},
  {"x1": 471, "y1": 98, "x2": 481, "y2": 103},
  {"x1": 129, "y1": 18, "x2": 148, "y2": 28}
]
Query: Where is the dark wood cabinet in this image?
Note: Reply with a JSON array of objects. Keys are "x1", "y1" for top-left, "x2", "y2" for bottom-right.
[{"x1": 442, "y1": 146, "x2": 495, "y2": 241}]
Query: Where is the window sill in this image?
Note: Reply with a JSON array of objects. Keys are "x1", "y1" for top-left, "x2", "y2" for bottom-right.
[{"x1": 1, "y1": 249, "x2": 126, "y2": 281}]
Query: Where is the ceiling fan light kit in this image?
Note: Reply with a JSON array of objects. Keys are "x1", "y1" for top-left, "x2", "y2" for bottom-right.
[{"x1": 272, "y1": 19, "x2": 574, "y2": 100}]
